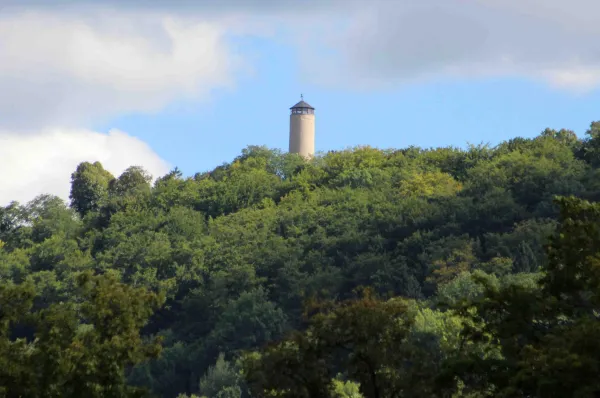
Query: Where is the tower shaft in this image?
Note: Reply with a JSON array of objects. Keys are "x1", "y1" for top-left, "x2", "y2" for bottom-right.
[
  {"x1": 289, "y1": 113, "x2": 315, "y2": 158},
  {"x1": 289, "y1": 96, "x2": 315, "y2": 158}
]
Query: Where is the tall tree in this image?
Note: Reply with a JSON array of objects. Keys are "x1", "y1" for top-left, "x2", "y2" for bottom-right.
[
  {"x1": 109, "y1": 166, "x2": 153, "y2": 198},
  {"x1": 69, "y1": 162, "x2": 115, "y2": 218},
  {"x1": 242, "y1": 291, "x2": 415, "y2": 398}
]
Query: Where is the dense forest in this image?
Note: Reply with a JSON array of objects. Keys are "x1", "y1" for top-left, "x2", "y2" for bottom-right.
[{"x1": 3, "y1": 122, "x2": 600, "y2": 397}]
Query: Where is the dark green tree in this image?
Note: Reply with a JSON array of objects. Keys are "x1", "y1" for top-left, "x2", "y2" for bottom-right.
[{"x1": 0, "y1": 271, "x2": 164, "y2": 398}]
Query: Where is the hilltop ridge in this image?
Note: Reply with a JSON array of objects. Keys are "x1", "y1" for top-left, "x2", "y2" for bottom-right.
[{"x1": 1, "y1": 123, "x2": 600, "y2": 397}]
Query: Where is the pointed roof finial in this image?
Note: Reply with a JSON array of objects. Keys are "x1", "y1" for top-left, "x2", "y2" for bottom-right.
[{"x1": 290, "y1": 94, "x2": 314, "y2": 110}]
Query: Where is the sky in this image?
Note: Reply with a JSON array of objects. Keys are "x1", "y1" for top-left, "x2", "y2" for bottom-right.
[{"x1": 2, "y1": 0, "x2": 600, "y2": 205}]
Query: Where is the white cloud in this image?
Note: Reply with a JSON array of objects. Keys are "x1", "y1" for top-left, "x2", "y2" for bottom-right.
[
  {"x1": 0, "y1": 7, "x2": 237, "y2": 204},
  {"x1": 2, "y1": 0, "x2": 600, "y2": 133},
  {"x1": 0, "y1": 10, "x2": 243, "y2": 130},
  {"x1": 0, "y1": 129, "x2": 171, "y2": 206}
]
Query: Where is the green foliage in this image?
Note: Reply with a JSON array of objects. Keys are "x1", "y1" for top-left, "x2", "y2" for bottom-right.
[
  {"x1": 70, "y1": 161, "x2": 115, "y2": 218},
  {"x1": 0, "y1": 272, "x2": 164, "y2": 398},
  {"x1": 2, "y1": 123, "x2": 600, "y2": 397},
  {"x1": 206, "y1": 288, "x2": 288, "y2": 355},
  {"x1": 331, "y1": 378, "x2": 363, "y2": 398},
  {"x1": 438, "y1": 196, "x2": 600, "y2": 397},
  {"x1": 110, "y1": 166, "x2": 153, "y2": 198},
  {"x1": 242, "y1": 290, "x2": 415, "y2": 398},
  {"x1": 398, "y1": 170, "x2": 462, "y2": 198},
  {"x1": 198, "y1": 354, "x2": 242, "y2": 398}
]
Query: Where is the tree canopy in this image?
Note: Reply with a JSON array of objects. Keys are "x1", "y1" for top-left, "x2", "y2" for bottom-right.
[{"x1": 2, "y1": 124, "x2": 600, "y2": 397}]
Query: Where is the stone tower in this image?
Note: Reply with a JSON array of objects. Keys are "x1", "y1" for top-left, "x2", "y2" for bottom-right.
[{"x1": 289, "y1": 95, "x2": 315, "y2": 158}]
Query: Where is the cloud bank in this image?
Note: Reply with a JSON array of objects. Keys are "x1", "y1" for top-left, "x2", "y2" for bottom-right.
[
  {"x1": 0, "y1": 129, "x2": 171, "y2": 205},
  {"x1": 0, "y1": 10, "x2": 240, "y2": 130},
  {"x1": 295, "y1": 0, "x2": 600, "y2": 91},
  {"x1": 3, "y1": 0, "x2": 600, "y2": 129},
  {"x1": 3, "y1": 0, "x2": 600, "y2": 127}
]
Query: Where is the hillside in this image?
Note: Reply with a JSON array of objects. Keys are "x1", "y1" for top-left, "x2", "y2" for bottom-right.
[{"x1": 2, "y1": 123, "x2": 600, "y2": 397}]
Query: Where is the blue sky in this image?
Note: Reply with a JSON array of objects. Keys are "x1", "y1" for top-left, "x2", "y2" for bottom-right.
[
  {"x1": 2, "y1": 0, "x2": 600, "y2": 204},
  {"x1": 95, "y1": 34, "x2": 600, "y2": 177}
]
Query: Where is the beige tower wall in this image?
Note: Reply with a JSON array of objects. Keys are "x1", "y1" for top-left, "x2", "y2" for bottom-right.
[{"x1": 289, "y1": 113, "x2": 315, "y2": 158}]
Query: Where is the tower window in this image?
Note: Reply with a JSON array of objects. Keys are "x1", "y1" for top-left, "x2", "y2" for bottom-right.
[{"x1": 291, "y1": 108, "x2": 314, "y2": 115}]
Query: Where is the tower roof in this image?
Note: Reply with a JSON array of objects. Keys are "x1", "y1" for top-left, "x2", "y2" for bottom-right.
[
  {"x1": 290, "y1": 100, "x2": 314, "y2": 109},
  {"x1": 290, "y1": 95, "x2": 314, "y2": 110}
]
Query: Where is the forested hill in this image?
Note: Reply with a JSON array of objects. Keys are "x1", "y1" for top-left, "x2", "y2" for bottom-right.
[{"x1": 3, "y1": 123, "x2": 600, "y2": 397}]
